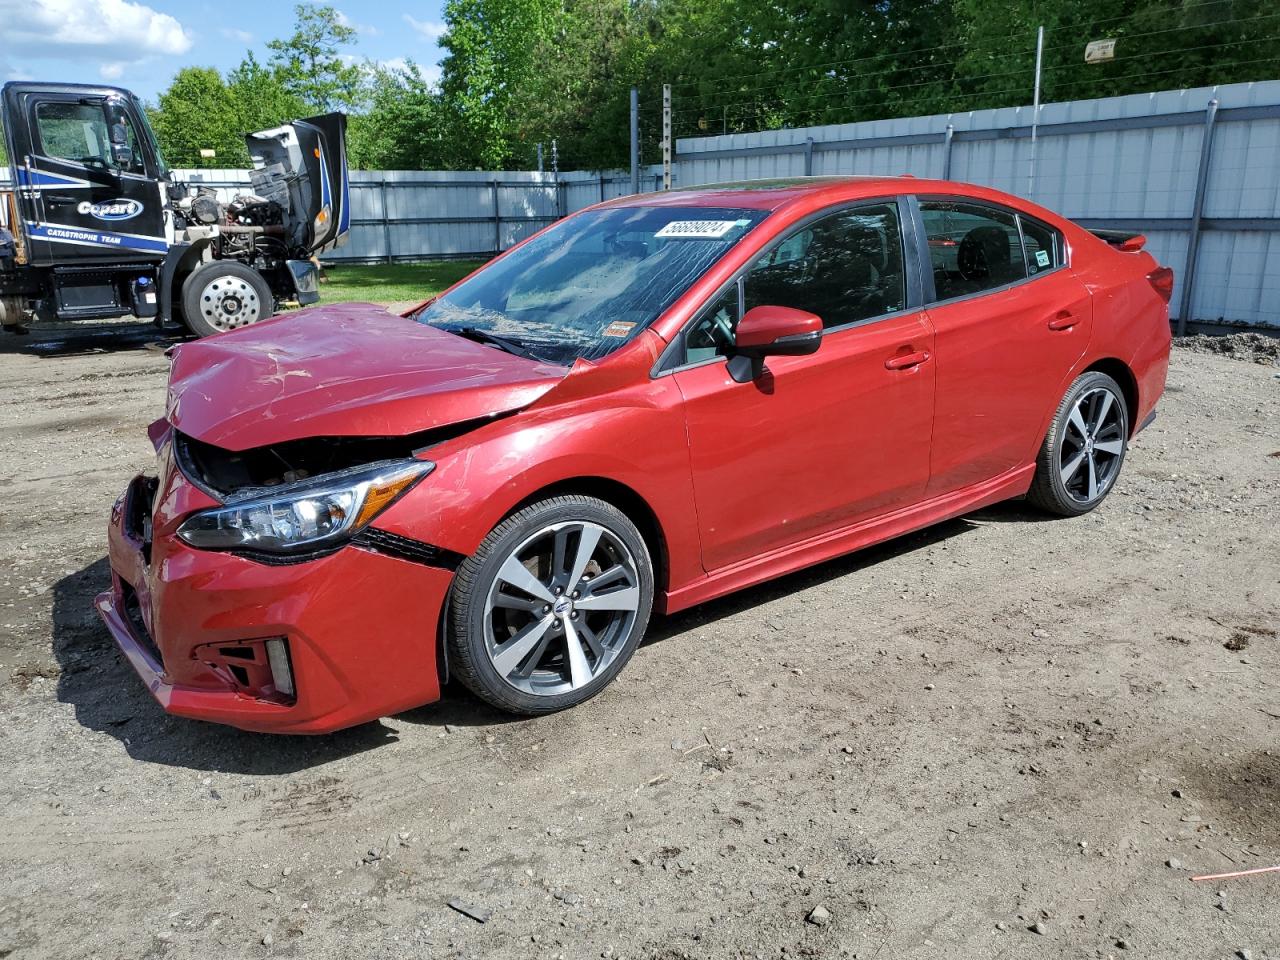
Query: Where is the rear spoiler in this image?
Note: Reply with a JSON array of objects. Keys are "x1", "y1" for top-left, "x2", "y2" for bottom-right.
[{"x1": 1089, "y1": 228, "x2": 1146, "y2": 252}]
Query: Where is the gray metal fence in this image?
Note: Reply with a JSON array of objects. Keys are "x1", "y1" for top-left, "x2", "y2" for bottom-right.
[
  {"x1": 4, "y1": 78, "x2": 1278, "y2": 328},
  {"x1": 173, "y1": 167, "x2": 668, "y2": 264},
  {"x1": 673, "y1": 79, "x2": 1280, "y2": 330}
]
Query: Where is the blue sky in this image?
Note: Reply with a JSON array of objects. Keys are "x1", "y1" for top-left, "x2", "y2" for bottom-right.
[{"x1": 0, "y1": 0, "x2": 450, "y2": 102}]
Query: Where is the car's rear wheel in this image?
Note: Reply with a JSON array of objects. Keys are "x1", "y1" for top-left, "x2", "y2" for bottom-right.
[
  {"x1": 1028, "y1": 370, "x2": 1129, "y2": 516},
  {"x1": 448, "y1": 496, "x2": 654, "y2": 715}
]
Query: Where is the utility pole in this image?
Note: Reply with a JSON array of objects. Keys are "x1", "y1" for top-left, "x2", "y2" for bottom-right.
[
  {"x1": 536, "y1": 142, "x2": 543, "y2": 173},
  {"x1": 551, "y1": 139, "x2": 559, "y2": 175},
  {"x1": 629, "y1": 87, "x2": 640, "y2": 195},
  {"x1": 1028, "y1": 24, "x2": 1045, "y2": 198},
  {"x1": 662, "y1": 84, "x2": 672, "y2": 190}
]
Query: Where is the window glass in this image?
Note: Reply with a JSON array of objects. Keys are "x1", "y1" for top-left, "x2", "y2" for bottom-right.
[
  {"x1": 744, "y1": 203, "x2": 906, "y2": 330},
  {"x1": 1019, "y1": 216, "x2": 1060, "y2": 275},
  {"x1": 415, "y1": 205, "x2": 768, "y2": 365},
  {"x1": 34, "y1": 101, "x2": 145, "y2": 174},
  {"x1": 681, "y1": 202, "x2": 906, "y2": 363},
  {"x1": 921, "y1": 200, "x2": 1026, "y2": 300}
]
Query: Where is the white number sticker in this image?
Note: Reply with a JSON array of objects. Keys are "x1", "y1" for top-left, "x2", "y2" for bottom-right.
[
  {"x1": 1035, "y1": 249, "x2": 1051, "y2": 268},
  {"x1": 655, "y1": 220, "x2": 740, "y2": 240}
]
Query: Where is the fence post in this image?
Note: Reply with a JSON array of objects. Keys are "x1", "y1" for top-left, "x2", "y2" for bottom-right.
[
  {"x1": 599, "y1": 175, "x2": 606, "y2": 203},
  {"x1": 556, "y1": 180, "x2": 565, "y2": 219},
  {"x1": 942, "y1": 124, "x2": 954, "y2": 180},
  {"x1": 491, "y1": 180, "x2": 502, "y2": 253},
  {"x1": 1177, "y1": 98, "x2": 1219, "y2": 337},
  {"x1": 379, "y1": 179, "x2": 393, "y2": 264},
  {"x1": 630, "y1": 87, "x2": 640, "y2": 195},
  {"x1": 804, "y1": 137, "x2": 814, "y2": 177}
]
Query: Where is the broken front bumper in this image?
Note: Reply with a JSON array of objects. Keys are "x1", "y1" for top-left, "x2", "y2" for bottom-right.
[{"x1": 95, "y1": 470, "x2": 452, "y2": 734}]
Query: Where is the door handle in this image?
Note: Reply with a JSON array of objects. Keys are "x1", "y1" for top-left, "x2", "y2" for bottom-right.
[
  {"x1": 46, "y1": 194, "x2": 79, "y2": 207},
  {"x1": 885, "y1": 350, "x2": 930, "y2": 371},
  {"x1": 1047, "y1": 311, "x2": 1079, "y2": 331}
]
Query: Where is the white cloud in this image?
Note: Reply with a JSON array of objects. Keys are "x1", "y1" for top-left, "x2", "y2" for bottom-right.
[
  {"x1": 220, "y1": 27, "x2": 254, "y2": 44},
  {"x1": 0, "y1": 0, "x2": 192, "y2": 68},
  {"x1": 335, "y1": 9, "x2": 377, "y2": 36},
  {"x1": 100, "y1": 62, "x2": 126, "y2": 80},
  {"x1": 404, "y1": 14, "x2": 448, "y2": 41}
]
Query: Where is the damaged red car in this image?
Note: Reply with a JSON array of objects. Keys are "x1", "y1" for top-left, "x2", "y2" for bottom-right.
[{"x1": 96, "y1": 177, "x2": 1172, "y2": 733}]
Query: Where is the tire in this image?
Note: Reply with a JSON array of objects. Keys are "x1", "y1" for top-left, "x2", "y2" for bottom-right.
[
  {"x1": 448, "y1": 495, "x2": 654, "y2": 715},
  {"x1": 180, "y1": 260, "x2": 273, "y2": 337},
  {"x1": 1027, "y1": 370, "x2": 1130, "y2": 517}
]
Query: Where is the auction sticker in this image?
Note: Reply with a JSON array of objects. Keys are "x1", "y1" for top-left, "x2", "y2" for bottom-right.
[
  {"x1": 1035, "y1": 249, "x2": 1051, "y2": 268},
  {"x1": 602, "y1": 321, "x2": 637, "y2": 338},
  {"x1": 655, "y1": 220, "x2": 741, "y2": 239}
]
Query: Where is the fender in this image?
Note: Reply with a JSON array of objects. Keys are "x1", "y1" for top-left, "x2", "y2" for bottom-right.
[{"x1": 157, "y1": 239, "x2": 211, "y2": 330}]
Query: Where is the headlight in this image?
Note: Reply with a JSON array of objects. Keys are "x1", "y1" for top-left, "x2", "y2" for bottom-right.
[{"x1": 176, "y1": 459, "x2": 432, "y2": 555}]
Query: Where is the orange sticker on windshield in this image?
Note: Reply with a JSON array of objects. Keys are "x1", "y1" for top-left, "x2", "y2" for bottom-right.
[{"x1": 602, "y1": 321, "x2": 636, "y2": 338}]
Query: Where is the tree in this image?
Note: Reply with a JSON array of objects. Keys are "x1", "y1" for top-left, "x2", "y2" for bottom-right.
[
  {"x1": 267, "y1": 4, "x2": 365, "y2": 112},
  {"x1": 226, "y1": 53, "x2": 306, "y2": 135},
  {"x1": 149, "y1": 67, "x2": 245, "y2": 167},
  {"x1": 348, "y1": 63, "x2": 451, "y2": 170},
  {"x1": 436, "y1": 0, "x2": 560, "y2": 168}
]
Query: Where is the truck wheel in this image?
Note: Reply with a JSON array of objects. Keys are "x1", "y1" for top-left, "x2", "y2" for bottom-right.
[{"x1": 181, "y1": 261, "x2": 273, "y2": 337}]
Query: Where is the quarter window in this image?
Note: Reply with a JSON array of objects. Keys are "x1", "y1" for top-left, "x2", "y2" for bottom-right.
[
  {"x1": 1018, "y1": 216, "x2": 1060, "y2": 275},
  {"x1": 921, "y1": 200, "x2": 1026, "y2": 300}
]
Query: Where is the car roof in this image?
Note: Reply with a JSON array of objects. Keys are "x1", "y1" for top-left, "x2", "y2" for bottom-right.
[{"x1": 599, "y1": 176, "x2": 934, "y2": 212}]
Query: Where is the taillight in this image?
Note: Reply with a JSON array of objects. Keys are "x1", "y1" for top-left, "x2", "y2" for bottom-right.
[{"x1": 1147, "y1": 266, "x2": 1175, "y2": 304}]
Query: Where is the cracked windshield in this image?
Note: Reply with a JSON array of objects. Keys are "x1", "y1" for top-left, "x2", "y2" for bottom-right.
[{"x1": 413, "y1": 206, "x2": 769, "y2": 365}]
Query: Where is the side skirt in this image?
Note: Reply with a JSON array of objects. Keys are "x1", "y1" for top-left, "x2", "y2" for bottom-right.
[{"x1": 661, "y1": 464, "x2": 1036, "y2": 614}]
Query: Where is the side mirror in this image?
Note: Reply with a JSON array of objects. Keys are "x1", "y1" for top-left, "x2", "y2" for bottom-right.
[
  {"x1": 108, "y1": 121, "x2": 132, "y2": 170},
  {"x1": 728, "y1": 305, "x2": 823, "y2": 383}
]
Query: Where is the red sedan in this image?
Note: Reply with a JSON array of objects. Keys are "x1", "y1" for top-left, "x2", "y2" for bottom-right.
[{"x1": 96, "y1": 177, "x2": 1172, "y2": 733}]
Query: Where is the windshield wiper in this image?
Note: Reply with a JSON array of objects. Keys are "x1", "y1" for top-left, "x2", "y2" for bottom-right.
[{"x1": 450, "y1": 326, "x2": 538, "y2": 360}]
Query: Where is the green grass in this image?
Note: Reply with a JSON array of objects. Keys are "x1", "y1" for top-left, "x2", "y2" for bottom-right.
[{"x1": 317, "y1": 261, "x2": 485, "y2": 306}]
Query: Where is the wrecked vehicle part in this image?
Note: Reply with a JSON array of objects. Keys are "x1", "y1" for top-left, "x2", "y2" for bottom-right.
[
  {"x1": 175, "y1": 458, "x2": 433, "y2": 557},
  {"x1": 172, "y1": 415, "x2": 504, "y2": 501},
  {"x1": 163, "y1": 303, "x2": 570, "y2": 450}
]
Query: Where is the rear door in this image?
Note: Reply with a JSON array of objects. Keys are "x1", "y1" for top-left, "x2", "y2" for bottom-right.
[
  {"x1": 669, "y1": 198, "x2": 936, "y2": 572},
  {"x1": 12, "y1": 91, "x2": 165, "y2": 266},
  {"x1": 913, "y1": 196, "x2": 1093, "y2": 496}
]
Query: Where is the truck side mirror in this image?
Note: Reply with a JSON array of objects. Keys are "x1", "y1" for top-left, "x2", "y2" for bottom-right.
[
  {"x1": 110, "y1": 142, "x2": 134, "y2": 169},
  {"x1": 108, "y1": 121, "x2": 132, "y2": 169}
]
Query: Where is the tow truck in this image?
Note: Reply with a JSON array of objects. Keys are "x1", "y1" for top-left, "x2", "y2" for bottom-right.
[{"x1": 0, "y1": 81, "x2": 349, "y2": 337}]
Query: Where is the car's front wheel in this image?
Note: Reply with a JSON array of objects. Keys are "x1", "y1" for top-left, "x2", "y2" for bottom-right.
[
  {"x1": 1028, "y1": 370, "x2": 1130, "y2": 516},
  {"x1": 447, "y1": 495, "x2": 654, "y2": 715}
]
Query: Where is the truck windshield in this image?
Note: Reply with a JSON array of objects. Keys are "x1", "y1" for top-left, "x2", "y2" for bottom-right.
[{"x1": 413, "y1": 206, "x2": 769, "y2": 365}]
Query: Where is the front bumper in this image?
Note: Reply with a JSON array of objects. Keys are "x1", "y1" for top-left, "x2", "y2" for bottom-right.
[{"x1": 96, "y1": 471, "x2": 452, "y2": 734}]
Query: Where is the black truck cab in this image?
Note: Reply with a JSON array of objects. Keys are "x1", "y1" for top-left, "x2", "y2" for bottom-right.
[{"x1": 0, "y1": 81, "x2": 348, "y2": 336}]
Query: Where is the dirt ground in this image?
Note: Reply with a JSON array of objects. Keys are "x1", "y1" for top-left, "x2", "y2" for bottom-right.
[{"x1": 0, "y1": 319, "x2": 1277, "y2": 960}]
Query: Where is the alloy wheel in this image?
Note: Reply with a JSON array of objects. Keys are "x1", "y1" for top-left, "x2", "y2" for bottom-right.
[
  {"x1": 1059, "y1": 386, "x2": 1126, "y2": 503},
  {"x1": 483, "y1": 521, "x2": 641, "y2": 696}
]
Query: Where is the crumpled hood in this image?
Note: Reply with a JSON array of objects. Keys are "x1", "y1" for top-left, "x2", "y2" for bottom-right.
[{"x1": 166, "y1": 303, "x2": 569, "y2": 451}]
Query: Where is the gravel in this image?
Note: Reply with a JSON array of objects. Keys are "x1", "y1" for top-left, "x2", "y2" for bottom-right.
[{"x1": 0, "y1": 321, "x2": 1276, "y2": 959}]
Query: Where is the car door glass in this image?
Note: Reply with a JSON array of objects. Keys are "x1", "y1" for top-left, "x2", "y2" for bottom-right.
[
  {"x1": 921, "y1": 200, "x2": 1027, "y2": 301},
  {"x1": 34, "y1": 101, "x2": 145, "y2": 175},
  {"x1": 1018, "y1": 216, "x2": 1061, "y2": 275},
  {"x1": 681, "y1": 203, "x2": 906, "y2": 363},
  {"x1": 744, "y1": 203, "x2": 905, "y2": 330}
]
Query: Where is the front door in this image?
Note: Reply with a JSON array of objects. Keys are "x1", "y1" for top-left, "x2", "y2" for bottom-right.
[
  {"x1": 670, "y1": 199, "x2": 936, "y2": 572},
  {"x1": 14, "y1": 92, "x2": 165, "y2": 267}
]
